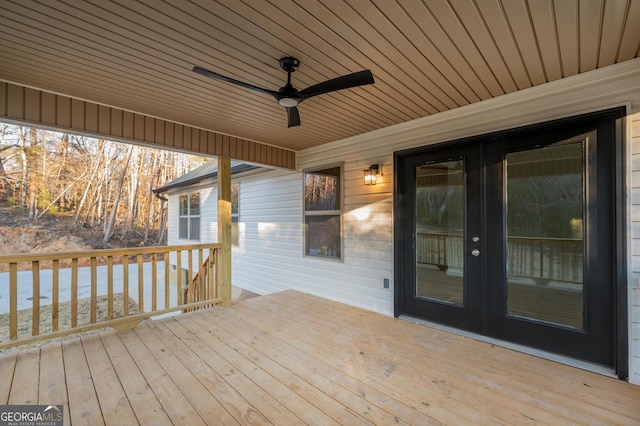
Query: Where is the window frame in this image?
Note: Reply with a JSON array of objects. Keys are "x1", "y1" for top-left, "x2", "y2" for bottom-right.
[
  {"x1": 178, "y1": 192, "x2": 201, "y2": 241},
  {"x1": 303, "y1": 164, "x2": 343, "y2": 261}
]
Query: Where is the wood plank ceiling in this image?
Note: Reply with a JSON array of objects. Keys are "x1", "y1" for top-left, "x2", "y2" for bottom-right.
[{"x1": 1, "y1": 0, "x2": 639, "y2": 152}]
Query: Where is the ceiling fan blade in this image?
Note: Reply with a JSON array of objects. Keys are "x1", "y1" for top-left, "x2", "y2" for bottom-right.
[
  {"x1": 192, "y1": 66, "x2": 278, "y2": 98},
  {"x1": 286, "y1": 106, "x2": 301, "y2": 128},
  {"x1": 298, "y1": 70, "x2": 374, "y2": 99}
]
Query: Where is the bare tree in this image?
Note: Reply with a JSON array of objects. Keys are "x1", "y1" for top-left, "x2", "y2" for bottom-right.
[
  {"x1": 102, "y1": 145, "x2": 134, "y2": 245},
  {"x1": 0, "y1": 123, "x2": 206, "y2": 247}
]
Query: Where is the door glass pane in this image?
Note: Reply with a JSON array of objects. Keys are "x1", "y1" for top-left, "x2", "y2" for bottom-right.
[
  {"x1": 415, "y1": 160, "x2": 464, "y2": 305},
  {"x1": 505, "y1": 142, "x2": 584, "y2": 329}
]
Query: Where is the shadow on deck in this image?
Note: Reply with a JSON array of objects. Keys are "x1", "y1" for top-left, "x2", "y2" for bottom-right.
[{"x1": 1, "y1": 290, "x2": 638, "y2": 425}]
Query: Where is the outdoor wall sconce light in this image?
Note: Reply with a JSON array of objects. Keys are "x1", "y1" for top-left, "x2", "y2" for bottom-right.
[{"x1": 363, "y1": 163, "x2": 381, "y2": 185}]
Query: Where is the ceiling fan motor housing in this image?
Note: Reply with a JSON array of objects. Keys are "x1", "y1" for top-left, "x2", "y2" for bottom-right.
[{"x1": 279, "y1": 56, "x2": 300, "y2": 73}]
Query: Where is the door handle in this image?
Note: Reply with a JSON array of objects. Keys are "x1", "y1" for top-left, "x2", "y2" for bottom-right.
[{"x1": 471, "y1": 249, "x2": 480, "y2": 257}]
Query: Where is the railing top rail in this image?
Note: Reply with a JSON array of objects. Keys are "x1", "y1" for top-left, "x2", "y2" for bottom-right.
[
  {"x1": 0, "y1": 243, "x2": 222, "y2": 263},
  {"x1": 506, "y1": 236, "x2": 582, "y2": 242},
  {"x1": 415, "y1": 231, "x2": 581, "y2": 243}
]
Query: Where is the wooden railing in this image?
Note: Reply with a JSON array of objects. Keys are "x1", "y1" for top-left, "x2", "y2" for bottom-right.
[
  {"x1": 183, "y1": 256, "x2": 216, "y2": 312},
  {"x1": 0, "y1": 243, "x2": 223, "y2": 349},
  {"x1": 417, "y1": 232, "x2": 583, "y2": 283}
]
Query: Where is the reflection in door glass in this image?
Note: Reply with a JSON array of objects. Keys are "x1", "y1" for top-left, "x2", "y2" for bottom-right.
[
  {"x1": 506, "y1": 142, "x2": 584, "y2": 329},
  {"x1": 415, "y1": 160, "x2": 464, "y2": 305}
]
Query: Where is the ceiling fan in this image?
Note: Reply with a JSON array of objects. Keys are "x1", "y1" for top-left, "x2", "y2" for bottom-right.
[{"x1": 192, "y1": 57, "x2": 374, "y2": 128}]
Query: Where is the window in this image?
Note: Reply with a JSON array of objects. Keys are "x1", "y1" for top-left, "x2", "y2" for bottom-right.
[
  {"x1": 178, "y1": 192, "x2": 200, "y2": 240},
  {"x1": 231, "y1": 183, "x2": 239, "y2": 246},
  {"x1": 304, "y1": 166, "x2": 342, "y2": 259}
]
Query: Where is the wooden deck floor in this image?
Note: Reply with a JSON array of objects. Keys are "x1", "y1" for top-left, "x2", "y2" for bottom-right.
[{"x1": 1, "y1": 290, "x2": 638, "y2": 425}]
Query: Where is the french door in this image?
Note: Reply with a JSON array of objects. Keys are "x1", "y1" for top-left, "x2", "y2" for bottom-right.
[{"x1": 395, "y1": 110, "x2": 624, "y2": 368}]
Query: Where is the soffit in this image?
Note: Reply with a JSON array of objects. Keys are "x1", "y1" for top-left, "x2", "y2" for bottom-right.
[{"x1": 0, "y1": 0, "x2": 638, "y2": 152}]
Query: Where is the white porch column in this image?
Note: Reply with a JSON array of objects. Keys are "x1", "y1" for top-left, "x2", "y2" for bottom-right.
[{"x1": 217, "y1": 156, "x2": 232, "y2": 306}]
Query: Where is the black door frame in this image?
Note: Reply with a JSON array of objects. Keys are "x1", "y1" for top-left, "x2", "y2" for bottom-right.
[{"x1": 393, "y1": 107, "x2": 628, "y2": 379}]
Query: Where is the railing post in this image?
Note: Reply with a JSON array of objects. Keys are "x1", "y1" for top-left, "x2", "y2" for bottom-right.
[{"x1": 218, "y1": 156, "x2": 232, "y2": 307}]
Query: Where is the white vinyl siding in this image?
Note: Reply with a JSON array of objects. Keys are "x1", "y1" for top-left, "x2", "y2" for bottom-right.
[{"x1": 228, "y1": 165, "x2": 394, "y2": 313}]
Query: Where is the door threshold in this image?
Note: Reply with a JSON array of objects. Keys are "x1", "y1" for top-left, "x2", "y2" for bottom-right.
[{"x1": 399, "y1": 314, "x2": 617, "y2": 379}]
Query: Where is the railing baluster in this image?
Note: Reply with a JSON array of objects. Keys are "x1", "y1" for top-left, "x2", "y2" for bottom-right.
[
  {"x1": 107, "y1": 255, "x2": 114, "y2": 320},
  {"x1": 176, "y1": 250, "x2": 182, "y2": 306},
  {"x1": 52, "y1": 259, "x2": 59, "y2": 331},
  {"x1": 164, "y1": 251, "x2": 170, "y2": 309},
  {"x1": 32, "y1": 260, "x2": 40, "y2": 336},
  {"x1": 90, "y1": 257, "x2": 97, "y2": 323},
  {"x1": 152, "y1": 253, "x2": 157, "y2": 312},
  {"x1": 71, "y1": 258, "x2": 78, "y2": 327},
  {"x1": 137, "y1": 254, "x2": 144, "y2": 313},
  {"x1": 208, "y1": 248, "x2": 214, "y2": 301},
  {"x1": 539, "y1": 239, "x2": 544, "y2": 279},
  {"x1": 9, "y1": 262, "x2": 18, "y2": 340},
  {"x1": 123, "y1": 256, "x2": 129, "y2": 316},
  {"x1": 187, "y1": 250, "x2": 193, "y2": 305},
  {"x1": 198, "y1": 248, "x2": 204, "y2": 304},
  {"x1": 552, "y1": 240, "x2": 556, "y2": 279}
]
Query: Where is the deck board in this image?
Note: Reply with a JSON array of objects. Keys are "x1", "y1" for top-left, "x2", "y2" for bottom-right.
[
  {"x1": 81, "y1": 333, "x2": 138, "y2": 425},
  {"x1": 38, "y1": 342, "x2": 70, "y2": 426},
  {"x1": 284, "y1": 291, "x2": 638, "y2": 423},
  {"x1": 158, "y1": 317, "x2": 271, "y2": 425},
  {"x1": 186, "y1": 311, "x2": 404, "y2": 425},
  {"x1": 231, "y1": 291, "x2": 540, "y2": 424},
  {"x1": 166, "y1": 314, "x2": 302, "y2": 425},
  {"x1": 172, "y1": 314, "x2": 311, "y2": 425},
  {"x1": 62, "y1": 338, "x2": 104, "y2": 425},
  {"x1": 271, "y1": 291, "x2": 618, "y2": 424},
  {"x1": 199, "y1": 298, "x2": 469, "y2": 424},
  {"x1": 98, "y1": 331, "x2": 171, "y2": 425},
  {"x1": 180, "y1": 312, "x2": 379, "y2": 425},
  {"x1": 0, "y1": 351, "x2": 17, "y2": 404},
  {"x1": 0, "y1": 290, "x2": 638, "y2": 425},
  {"x1": 134, "y1": 321, "x2": 240, "y2": 425},
  {"x1": 9, "y1": 347, "x2": 40, "y2": 405},
  {"x1": 117, "y1": 326, "x2": 206, "y2": 425}
]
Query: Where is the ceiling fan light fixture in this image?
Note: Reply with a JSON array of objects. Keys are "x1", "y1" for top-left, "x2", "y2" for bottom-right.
[{"x1": 278, "y1": 97, "x2": 299, "y2": 107}]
